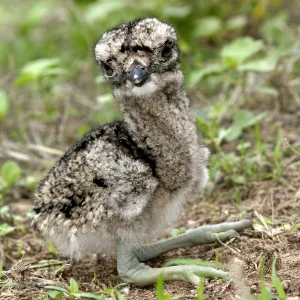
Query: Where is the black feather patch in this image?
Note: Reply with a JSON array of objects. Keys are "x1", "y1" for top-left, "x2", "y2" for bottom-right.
[{"x1": 93, "y1": 177, "x2": 108, "y2": 188}]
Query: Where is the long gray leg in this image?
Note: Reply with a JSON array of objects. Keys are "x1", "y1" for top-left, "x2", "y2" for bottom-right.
[
  {"x1": 117, "y1": 219, "x2": 252, "y2": 286},
  {"x1": 117, "y1": 242, "x2": 227, "y2": 287},
  {"x1": 135, "y1": 219, "x2": 252, "y2": 261}
]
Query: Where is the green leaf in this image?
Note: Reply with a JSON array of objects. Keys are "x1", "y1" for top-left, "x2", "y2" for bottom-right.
[
  {"x1": 189, "y1": 64, "x2": 224, "y2": 87},
  {"x1": 77, "y1": 124, "x2": 91, "y2": 137},
  {"x1": 0, "y1": 223, "x2": 15, "y2": 236},
  {"x1": 22, "y1": 2, "x2": 52, "y2": 29},
  {"x1": 69, "y1": 278, "x2": 79, "y2": 295},
  {"x1": 238, "y1": 55, "x2": 278, "y2": 72},
  {"x1": 22, "y1": 175, "x2": 38, "y2": 190},
  {"x1": 261, "y1": 12, "x2": 289, "y2": 47},
  {"x1": 258, "y1": 87, "x2": 279, "y2": 97},
  {"x1": 163, "y1": 5, "x2": 191, "y2": 18},
  {"x1": 47, "y1": 241, "x2": 57, "y2": 256},
  {"x1": 97, "y1": 94, "x2": 113, "y2": 104},
  {"x1": 233, "y1": 110, "x2": 267, "y2": 128},
  {"x1": 218, "y1": 126, "x2": 242, "y2": 142},
  {"x1": 0, "y1": 90, "x2": 9, "y2": 120},
  {"x1": 170, "y1": 228, "x2": 179, "y2": 237},
  {"x1": 273, "y1": 131, "x2": 282, "y2": 180},
  {"x1": 94, "y1": 76, "x2": 105, "y2": 84},
  {"x1": 233, "y1": 175, "x2": 246, "y2": 184},
  {"x1": 84, "y1": 1, "x2": 126, "y2": 23},
  {"x1": 78, "y1": 293, "x2": 103, "y2": 300},
  {"x1": 0, "y1": 206, "x2": 10, "y2": 218},
  {"x1": 233, "y1": 110, "x2": 254, "y2": 127},
  {"x1": 237, "y1": 141, "x2": 251, "y2": 151},
  {"x1": 196, "y1": 117, "x2": 213, "y2": 139},
  {"x1": 207, "y1": 102, "x2": 228, "y2": 119},
  {"x1": 220, "y1": 37, "x2": 264, "y2": 66},
  {"x1": 16, "y1": 58, "x2": 66, "y2": 85},
  {"x1": 259, "y1": 261, "x2": 274, "y2": 300},
  {"x1": 170, "y1": 227, "x2": 186, "y2": 237},
  {"x1": 226, "y1": 15, "x2": 247, "y2": 31},
  {"x1": 1, "y1": 161, "x2": 22, "y2": 186},
  {"x1": 21, "y1": 58, "x2": 60, "y2": 76},
  {"x1": 233, "y1": 189, "x2": 242, "y2": 205},
  {"x1": 115, "y1": 290, "x2": 125, "y2": 300},
  {"x1": 48, "y1": 290, "x2": 63, "y2": 299},
  {"x1": 195, "y1": 17, "x2": 222, "y2": 37},
  {"x1": 44, "y1": 285, "x2": 69, "y2": 294},
  {"x1": 0, "y1": 260, "x2": 3, "y2": 280},
  {"x1": 14, "y1": 74, "x2": 35, "y2": 86}
]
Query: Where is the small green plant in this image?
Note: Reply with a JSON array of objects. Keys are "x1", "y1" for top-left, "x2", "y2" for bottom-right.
[
  {"x1": 245, "y1": 257, "x2": 286, "y2": 300},
  {"x1": 156, "y1": 274, "x2": 171, "y2": 300},
  {"x1": 0, "y1": 222, "x2": 15, "y2": 236},
  {"x1": 196, "y1": 105, "x2": 270, "y2": 187},
  {"x1": 223, "y1": 188, "x2": 245, "y2": 215},
  {"x1": 197, "y1": 277, "x2": 205, "y2": 300},
  {"x1": 170, "y1": 226, "x2": 186, "y2": 237},
  {"x1": 197, "y1": 108, "x2": 266, "y2": 148},
  {"x1": 16, "y1": 242, "x2": 25, "y2": 258},
  {"x1": 45, "y1": 278, "x2": 104, "y2": 300},
  {"x1": 189, "y1": 36, "x2": 278, "y2": 88},
  {"x1": 156, "y1": 269, "x2": 208, "y2": 300},
  {"x1": 0, "y1": 259, "x2": 3, "y2": 280},
  {"x1": 15, "y1": 58, "x2": 67, "y2": 86},
  {"x1": 46, "y1": 241, "x2": 57, "y2": 256},
  {"x1": 0, "y1": 160, "x2": 22, "y2": 193},
  {"x1": 0, "y1": 90, "x2": 9, "y2": 121},
  {"x1": 99, "y1": 283, "x2": 128, "y2": 300},
  {"x1": 271, "y1": 256, "x2": 286, "y2": 300},
  {"x1": 272, "y1": 131, "x2": 284, "y2": 182}
]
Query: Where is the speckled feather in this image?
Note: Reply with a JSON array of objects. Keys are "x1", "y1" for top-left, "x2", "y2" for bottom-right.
[{"x1": 32, "y1": 18, "x2": 209, "y2": 260}]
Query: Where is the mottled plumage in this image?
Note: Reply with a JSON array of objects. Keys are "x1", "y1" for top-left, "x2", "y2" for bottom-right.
[
  {"x1": 32, "y1": 18, "x2": 209, "y2": 260},
  {"x1": 32, "y1": 19, "x2": 253, "y2": 287}
]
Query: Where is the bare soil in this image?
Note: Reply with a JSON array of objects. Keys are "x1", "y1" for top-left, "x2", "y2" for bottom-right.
[
  {"x1": 1, "y1": 163, "x2": 300, "y2": 300},
  {"x1": 1, "y1": 107, "x2": 300, "y2": 300}
]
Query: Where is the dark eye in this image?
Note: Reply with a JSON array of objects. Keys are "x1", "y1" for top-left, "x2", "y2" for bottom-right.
[
  {"x1": 161, "y1": 41, "x2": 173, "y2": 59},
  {"x1": 102, "y1": 63, "x2": 115, "y2": 77}
]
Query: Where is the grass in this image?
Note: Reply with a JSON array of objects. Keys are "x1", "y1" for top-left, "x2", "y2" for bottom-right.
[
  {"x1": 1, "y1": 0, "x2": 300, "y2": 299},
  {"x1": 156, "y1": 256, "x2": 288, "y2": 299},
  {"x1": 45, "y1": 278, "x2": 105, "y2": 299}
]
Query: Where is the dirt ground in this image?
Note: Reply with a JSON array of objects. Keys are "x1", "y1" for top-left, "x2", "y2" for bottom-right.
[
  {"x1": 1, "y1": 106, "x2": 300, "y2": 300},
  {"x1": 1, "y1": 161, "x2": 300, "y2": 300}
]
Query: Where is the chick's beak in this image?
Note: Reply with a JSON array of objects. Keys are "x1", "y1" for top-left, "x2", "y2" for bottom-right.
[{"x1": 128, "y1": 63, "x2": 149, "y2": 87}]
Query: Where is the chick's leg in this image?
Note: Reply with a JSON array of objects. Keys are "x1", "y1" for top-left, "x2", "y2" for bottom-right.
[
  {"x1": 136, "y1": 219, "x2": 252, "y2": 262},
  {"x1": 117, "y1": 220, "x2": 252, "y2": 286},
  {"x1": 117, "y1": 242, "x2": 227, "y2": 287}
]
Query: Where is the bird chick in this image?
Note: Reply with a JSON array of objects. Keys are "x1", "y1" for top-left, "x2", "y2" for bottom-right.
[{"x1": 33, "y1": 18, "x2": 252, "y2": 286}]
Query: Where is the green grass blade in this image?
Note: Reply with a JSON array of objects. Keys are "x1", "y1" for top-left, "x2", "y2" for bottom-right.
[
  {"x1": 197, "y1": 277, "x2": 205, "y2": 300},
  {"x1": 44, "y1": 285, "x2": 69, "y2": 294},
  {"x1": 156, "y1": 273, "x2": 171, "y2": 300},
  {"x1": 259, "y1": 261, "x2": 269, "y2": 300},
  {"x1": 69, "y1": 278, "x2": 79, "y2": 295},
  {"x1": 271, "y1": 256, "x2": 286, "y2": 300},
  {"x1": 78, "y1": 292, "x2": 104, "y2": 300},
  {"x1": 0, "y1": 260, "x2": 3, "y2": 280},
  {"x1": 156, "y1": 273, "x2": 165, "y2": 300}
]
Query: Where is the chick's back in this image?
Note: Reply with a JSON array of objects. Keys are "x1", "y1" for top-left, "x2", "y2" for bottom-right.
[{"x1": 33, "y1": 121, "x2": 158, "y2": 257}]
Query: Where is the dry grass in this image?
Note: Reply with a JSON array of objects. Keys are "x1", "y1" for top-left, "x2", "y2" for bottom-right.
[
  {"x1": 1, "y1": 1, "x2": 300, "y2": 299},
  {"x1": 1, "y1": 151, "x2": 300, "y2": 299}
]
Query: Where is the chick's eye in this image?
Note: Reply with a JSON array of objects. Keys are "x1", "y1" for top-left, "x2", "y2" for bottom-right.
[
  {"x1": 103, "y1": 63, "x2": 114, "y2": 77},
  {"x1": 161, "y1": 42, "x2": 173, "y2": 59}
]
